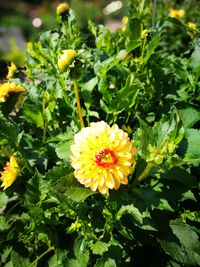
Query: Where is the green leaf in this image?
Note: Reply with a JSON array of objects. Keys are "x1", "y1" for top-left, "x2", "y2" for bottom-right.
[
  {"x1": 55, "y1": 139, "x2": 74, "y2": 160},
  {"x1": 48, "y1": 250, "x2": 69, "y2": 267},
  {"x1": 10, "y1": 251, "x2": 30, "y2": 267},
  {"x1": 184, "y1": 129, "x2": 200, "y2": 164},
  {"x1": 143, "y1": 35, "x2": 160, "y2": 63},
  {"x1": 23, "y1": 104, "x2": 44, "y2": 128},
  {"x1": 127, "y1": 40, "x2": 142, "y2": 53},
  {"x1": 0, "y1": 216, "x2": 10, "y2": 231},
  {"x1": 63, "y1": 187, "x2": 96, "y2": 202},
  {"x1": 179, "y1": 108, "x2": 200, "y2": 128},
  {"x1": 170, "y1": 219, "x2": 199, "y2": 251},
  {"x1": 161, "y1": 167, "x2": 197, "y2": 188},
  {"x1": 105, "y1": 259, "x2": 117, "y2": 267},
  {"x1": 0, "y1": 192, "x2": 9, "y2": 209},
  {"x1": 90, "y1": 241, "x2": 109, "y2": 255},
  {"x1": 115, "y1": 204, "x2": 143, "y2": 225},
  {"x1": 73, "y1": 236, "x2": 89, "y2": 267}
]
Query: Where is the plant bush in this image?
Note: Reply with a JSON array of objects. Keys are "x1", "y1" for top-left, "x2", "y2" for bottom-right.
[{"x1": 0, "y1": 1, "x2": 200, "y2": 266}]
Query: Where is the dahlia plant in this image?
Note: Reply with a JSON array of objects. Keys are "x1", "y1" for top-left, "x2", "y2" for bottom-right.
[{"x1": 0, "y1": 1, "x2": 200, "y2": 266}]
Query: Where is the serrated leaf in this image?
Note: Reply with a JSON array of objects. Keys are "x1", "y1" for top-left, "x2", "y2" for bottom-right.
[
  {"x1": 184, "y1": 129, "x2": 200, "y2": 164},
  {"x1": 0, "y1": 216, "x2": 10, "y2": 231},
  {"x1": 179, "y1": 108, "x2": 200, "y2": 128},
  {"x1": 115, "y1": 204, "x2": 142, "y2": 225},
  {"x1": 55, "y1": 140, "x2": 74, "y2": 160},
  {"x1": 0, "y1": 192, "x2": 9, "y2": 209},
  {"x1": 161, "y1": 167, "x2": 197, "y2": 188},
  {"x1": 90, "y1": 240, "x2": 109, "y2": 255},
  {"x1": 73, "y1": 236, "x2": 89, "y2": 267},
  {"x1": 63, "y1": 187, "x2": 96, "y2": 202},
  {"x1": 170, "y1": 219, "x2": 200, "y2": 251}
]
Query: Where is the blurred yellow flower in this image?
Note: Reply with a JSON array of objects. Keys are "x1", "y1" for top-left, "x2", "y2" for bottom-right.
[
  {"x1": 56, "y1": 2, "x2": 69, "y2": 15},
  {"x1": 6, "y1": 62, "x2": 17, "y2": 79},
  {"x1": 0, "y1": 156, "x2": 19, "y2": 190},
  {"x1": 122, "y1": 16, "x2": 128, "y2": 32},
  {"x1": 169, "y1": 8, "x2": 185, "y2": 19},
  {"x1": 188, "y1": 22, "x2": 197, "y2": 30},
  {"x1": 0, "y1": 82, "x2": 25, "y2": 103},
  {"x1": 70, "y1": 121, "x2": 136, "y2": 194}
]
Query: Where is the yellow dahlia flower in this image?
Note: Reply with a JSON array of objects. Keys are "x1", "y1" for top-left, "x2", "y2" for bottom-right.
[
  {"x1": 0, "y1": 82, "x2": 25, "y2": 103},
  {"x1": 0, "y1": 156, "x2": 19, "y2": 190},
  {"x1": 70, "y1": 121, "x2": 136, "y2": 194},
  {"x1": 169, "y1": 8, "x2": 185, "y2": 19},
  {"x1": 6, "y1": 62, "x2": 17, "y2": 79}
]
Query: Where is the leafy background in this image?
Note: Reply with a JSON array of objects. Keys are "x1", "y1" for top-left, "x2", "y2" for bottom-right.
[{"x1": 0, "y1": 0, "x2": 200, "y2": 266}]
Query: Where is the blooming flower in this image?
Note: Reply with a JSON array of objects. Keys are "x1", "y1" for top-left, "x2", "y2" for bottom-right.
[
  {"x1": 70, "y1": 121, "x2": 136, "y2": 194},
  {"x1": 6, "y1": 62, "x2": 17, "y2": 79},
  {"x1": 187, "y1": 22, "x2": 197, "y2": 30},
  {"x1": 0, "y1": 156, "x2": 19, "y2": 190},
  {"x1": 56, "y1": 2, "x2": 69, "y2": 15},
  {"x1": 169, "y1": 8, "x2": 185, "y2": 19},
  {"x1": 0, "y1": 82, "x2": 25, "y2": 103}
]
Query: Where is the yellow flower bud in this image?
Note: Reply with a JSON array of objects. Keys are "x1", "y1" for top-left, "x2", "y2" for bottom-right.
[
  {"x1": 56, "y1": 2, "x2": 69, "y2": 15},
  {"x1": 57, "y1": 50, "x2": 76, "y2": 72},
  {"x1": 141, "y1": 29, "x2": 149, "y2": 39},
  {"x1": 121, "y1": 16, "x2": 128, "y2": 32},
  {"x1": 154, "y1": 154, "x2": 163, "y2": 165}
]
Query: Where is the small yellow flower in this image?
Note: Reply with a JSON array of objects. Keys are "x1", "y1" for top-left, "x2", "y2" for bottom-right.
[
  {"x1": 0, "y1": 82, "x2": 25, "y2": 103},
  {"x1": 187, "y1": 22, "x2": 197, "y2": 30},
  {"x1": 169, "y1": 8, "x2": 185, "y2": 19},
  {"x1": 57, "y1": 50, "x2": 76, "y2": 72},
  {"x1": 122, "y1": 16, "x2": 128, "y2": 32},
  {"x1": 6, "y1": 62, "x2": 17, "y2": 79},
  {"x1": 0, "y1": 156, "x2": 19, "y2": 190},
  {"x1": 70, "y1": 121, "x2": 136, "y2": 194},
  {"x1": 56, "y1": 2, "x2": 69, "y2": 15}
]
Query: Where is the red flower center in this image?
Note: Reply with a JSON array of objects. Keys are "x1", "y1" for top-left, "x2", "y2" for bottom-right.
[{"x1": 95, "y1": 148, "x2": 118, "y2": 168}]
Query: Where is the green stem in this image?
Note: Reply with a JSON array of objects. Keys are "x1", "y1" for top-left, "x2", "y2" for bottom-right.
[
  {"x1": 42, "y1": 94, "x2": 47, "y2": 143},
  {"x1": 29, "y1": 246, "x2": 54, "y2": 267},
  {"x1": 152, "y1": 0, "x2": 157, "y2": 27},
  {"x1": 73, "y1": 79, "x2": 85, "y2": 128},
  {"x1": 133, "y1": 163, "x2": 153, "y2": 187}
]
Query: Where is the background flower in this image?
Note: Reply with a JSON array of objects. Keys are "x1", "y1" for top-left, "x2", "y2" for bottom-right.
[
  {"x1": 70, "y1": 121, "x2": 136, "y2": 194},
  {"x1": 0, "y1": 156, "x2": 19, "y2": 190}
]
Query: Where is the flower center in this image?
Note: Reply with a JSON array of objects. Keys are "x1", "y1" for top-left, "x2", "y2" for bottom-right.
[{"x1": 95, "y1": 148, "x2": 118, "y2": 168}]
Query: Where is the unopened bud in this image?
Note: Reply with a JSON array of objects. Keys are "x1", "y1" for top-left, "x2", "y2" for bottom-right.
[
  {"x1": 56, "y1": 2, "x2": 69, "y2": 15},
  {"x1": 58, "y1": 50, "x2": 76, "y2": 72}
]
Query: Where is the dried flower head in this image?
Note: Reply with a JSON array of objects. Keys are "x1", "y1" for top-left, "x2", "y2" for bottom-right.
[
  {"x1": 0, "y1": 82, "x2": 25, "y2": 103},
  {"x1": 70, "y1": 121, "x2": 136, "y2": 194},
  {"x1": 0, "y1": 156, "x2": 19, "y2": 190}
]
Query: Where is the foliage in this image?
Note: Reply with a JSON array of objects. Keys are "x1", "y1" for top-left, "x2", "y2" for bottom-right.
[{"x1": 0, "y1": 1, "x2": 200, "y2": 266}]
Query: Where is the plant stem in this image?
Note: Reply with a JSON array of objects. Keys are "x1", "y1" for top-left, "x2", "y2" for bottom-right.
[
  {"x1": 133, "y1": 163, "x2": 153, "y2": 187},
  {"x1": 42, "y1": 93, "x2": 47, "y2": 143},
  {"x1": 152, "y1": 0, "x2": 157, "y2": 28},
  {"x1": 73, "y1": 79, "x2": 85, "y2": 128},
  {"x1": 29, "y1": 246, "x2": 54, "y2": 267}
]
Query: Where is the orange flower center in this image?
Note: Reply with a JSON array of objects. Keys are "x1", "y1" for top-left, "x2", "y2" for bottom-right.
[{"x1": 95, "y1": 148, "x2": 118, "y2": 168}]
